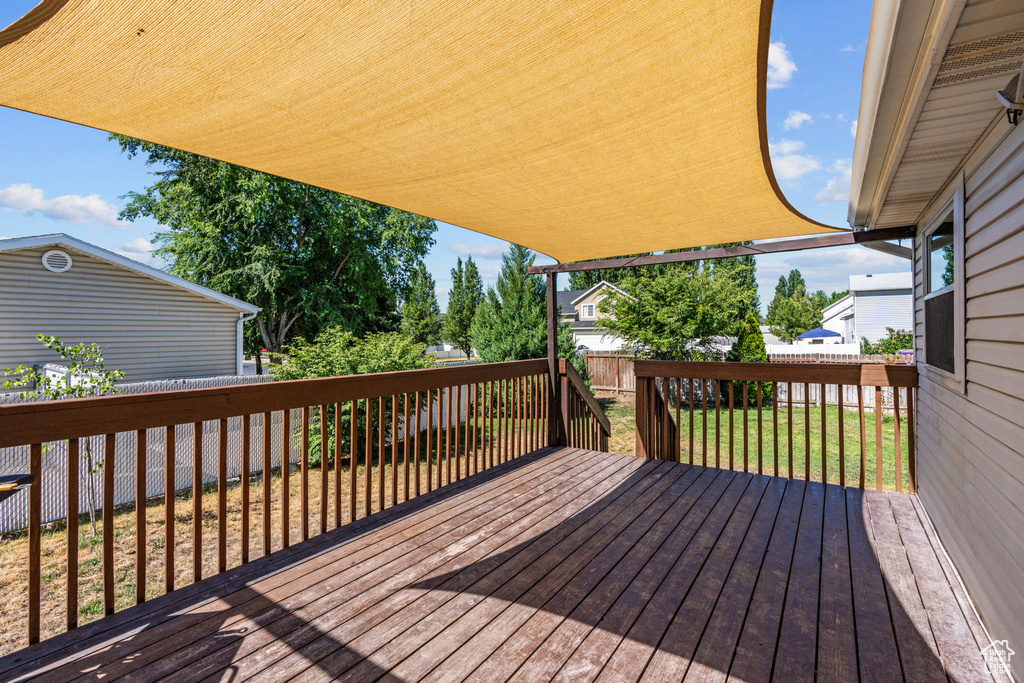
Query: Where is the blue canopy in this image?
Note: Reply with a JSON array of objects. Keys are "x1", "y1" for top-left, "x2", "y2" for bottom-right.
[{"x1": 797, "y1": 328, "x2": 841, "y2": 339}]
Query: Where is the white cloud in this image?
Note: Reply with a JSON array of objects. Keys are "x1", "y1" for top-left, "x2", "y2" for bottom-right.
[
  {"x1": 850, "y1": 119, "x2": 858, "y2": 138},
  {"x1": 768, "y1": 140, "x2": 820, "y2": 181},
  {"x1": 121, "y1": 237, "x2": 153, "y2": 256},
  {"x1": 836, "y1": 113, "x2": 848, "y2": 122},
  {"x1": 815, "y1": 159, "x2": 853, "y2": 204},
  {"x1": 449, "y1": 242, "x2": 505, "y2": 259},
  {"x1": 0, "y1": 183, "x2": 129, "y2": 229},
  {"x1": 839, "y1": 44, "x2": 858, "y2": 53},
  {"x1": 767, "y1": 41, "x2": 797, "y2": 89},
  {"x1": 783, "y1": 111, "x2": 812, "y2": 130}
]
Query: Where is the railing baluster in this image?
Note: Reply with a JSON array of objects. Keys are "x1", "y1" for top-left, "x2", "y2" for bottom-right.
[
  {"x1": 282, "y1": 410, "x2": 291, "y2": 548},
  {"x1": 837, "y1": 386, "x2": 845, "y2": 487},
  {"x1": 68, "y1": 437, "x2": 80, "y2": 627},
  {"x1": 414, "y1": 392, "x2": 422, "y2": 497},
  {"x1": 136, "y1": 429, "x2": 147, "y2": 603},
  {"x1": 165, "y1": 427, "x2": 176, "y2": 592},
  {"x1": 192, "y1": 422, "x2": 203, "y2": 580},
  {"x1": 504, "y1": 379, "x2": 511, "y2": 462},
  {"x1": 674, "y1": 379, "x2": 681, "y2": 462},
  {"x1": 742, "y1": 381, "x2": 748, "y2": 473},
  {"x1": 772, "y1": 383, "x2": 778, "y2": 477},
  {"x1": 875, "y1": 386, "x2": 883, "y2": 491},
  {"x1": 262, "y1": 413, "x2": 271, "y2": 556},
  {"x1": 756, "y1": 383, "x2": 763, "y2": 475},
  {"x1": 218, "y1": 418, "x2": 228, "y2": 572},
  {"x1": 820, "y1": 384, "x2": 827, "y2": 484},
  {"x1": 349, "y1": 400, "x2": 357, "y2": 522},
  {"x1": 699, "y1": 380, "x2": 706, "y2": 467},
  {"x1": 857, "y1": 385, "x2": 866, "y2": 490},
  {"x1": 365, "y1": 400, "x2": 373, "y2": 517},
  {"x1": 687, "y1": 379, "x2": 694, "y2": 464},
  {"x1": 334, "y1": 404, "x2": 342, "y2": 528},
  {"x1": 300, "y1": 406, "x2": 310, "y2": 541},
  {"x1": 320, "y1": 404, "x2": 328, "y2": 534},
  {"x1": 907, "y1": 388, "x2": 916, "y2": 494},
  {"x1": 378, "y1": 396, "x2": 385, "y2": 510},
  {"x1": 404, "y1": 393, "x2": 411, "y2": 500},
  {"x1": 787, "y1": 382, "x2": 793, "y2": 479},
  {"x1": 488, "y1": 380, "x2": 495, "y2": 465},
  {"x1": 893, "y1": 387, "x2": 902, "y2": 494},
  {"x1": 728, "y1": 382, "x2": 734, "y2": 470},
  {"x1": 715, "y1": 381, "x2": 721, "y2": 469},
  {"x1": 104, "y1": 433, "x2": 116, "y2": 615},
  {"x1": 242, "y1": 415, "x2": 251, "y2": 562},
  {"x1": 426, "y1": 389, "x2": 434, "y2": 493},
  {"x1": 28, "y1": 442, "x2": 42, "y2": 644},
  {"x1": 803, "y1": 383, "x2": 810, "y2": 482},
  {"x1": 391, "y1": 393, "x2": 398, "y2": 503}
]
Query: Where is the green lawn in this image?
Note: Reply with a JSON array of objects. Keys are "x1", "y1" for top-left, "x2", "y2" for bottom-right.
[{"x1": 597, "y1": 394, "x2": 911, "y2": 492}]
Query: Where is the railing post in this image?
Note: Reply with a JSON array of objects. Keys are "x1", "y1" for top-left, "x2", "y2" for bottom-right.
[
  {"x1": 547, "y1": 273, "x2": 566, "y2": 446},
  {"x1": 636, "y1": 375, "x2": 649, "y2": 458}
]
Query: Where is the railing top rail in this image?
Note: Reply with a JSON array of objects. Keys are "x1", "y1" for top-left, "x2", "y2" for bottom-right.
[
  {"x1": 0, "y1": 359, "x2": 547, "y2": 449},
  {"x1": 559, "y1": 359, "x2": 612, "y2": 434},
  {"x1": 633, "y1": 360, "x2": 918, "y2": 388}
]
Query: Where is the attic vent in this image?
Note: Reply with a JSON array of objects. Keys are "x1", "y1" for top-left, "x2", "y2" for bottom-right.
[{"x1": 41, "y1": 249, "x2": 73, "y2": 273}]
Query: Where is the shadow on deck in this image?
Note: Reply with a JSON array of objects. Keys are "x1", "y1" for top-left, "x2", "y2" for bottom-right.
[{"x1": 0, "y1": 447, "x2": 1001, "y2": 682}]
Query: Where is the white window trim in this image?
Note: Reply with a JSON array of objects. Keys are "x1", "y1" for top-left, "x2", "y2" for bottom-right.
[
  {"x1": 581, "y1": 303, "x2": 595, "y2": 319},
  {"x1": 919, "y1": 180, "x2": 965, "y2": 393}
]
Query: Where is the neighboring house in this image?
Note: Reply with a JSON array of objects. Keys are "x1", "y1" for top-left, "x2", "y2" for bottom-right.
[
  {"x1": 556, "y1": 281, "x2": 633, "y2": 351},
  {"x1": 821, "y1": 272, "x2": 913, "y2": 344},
  {"x1": 0, "y1": 234, "x2": 258, "y2": 383},
  {"x1": 851, "y1": 0, "x2": 1024, "y2": 655}
]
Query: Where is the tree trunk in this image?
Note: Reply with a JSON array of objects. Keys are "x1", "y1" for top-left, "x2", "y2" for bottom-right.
[{"x1": 254, "y1": 351, "x2": 263, "y2": 375}]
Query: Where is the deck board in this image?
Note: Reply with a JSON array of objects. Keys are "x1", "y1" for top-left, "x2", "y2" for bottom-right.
[{"x1": 0, "y1": 448, "x2": 998, "y2": 682}]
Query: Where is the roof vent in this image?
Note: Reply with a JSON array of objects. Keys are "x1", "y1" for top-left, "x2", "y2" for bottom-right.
[{"x1": 41, "y1": 249, "x2": 73, "y2": 273}]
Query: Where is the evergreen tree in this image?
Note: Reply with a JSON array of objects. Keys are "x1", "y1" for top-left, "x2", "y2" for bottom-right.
[
  {"x1": 710, "y1": 242, "x2": 758, "y2": 330},
  {"x1": 725, "y1": 312, "x2": 771, "y2": 403},
  {"x1": 767, "y1": 284, "x2": 821, "y2": 342},
  {"x1": 443, "y1": 256, "x2": 483, "y2": 357},
  {"x1": 786, "y1": 269, "x2": 806, "y2": 298},
  {"x1": 400, "y1": 262, "x2": 442, "y2": 345}
]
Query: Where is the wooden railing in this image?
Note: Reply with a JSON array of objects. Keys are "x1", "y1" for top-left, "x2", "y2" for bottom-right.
[
  {"x1": 0, "y1": 359, "x2": 555, "y2": 648},
  {"x1": 559, "y1": 359, "x2": 611, "y2": 452},
  {"x1": 635, "y1": 361, "x2": 917, "y2": 493}
]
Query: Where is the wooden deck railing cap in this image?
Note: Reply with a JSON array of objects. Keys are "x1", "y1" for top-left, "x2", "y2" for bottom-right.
[{"x1": 633, "y1": 360, "x2": 917, "y2": 388}]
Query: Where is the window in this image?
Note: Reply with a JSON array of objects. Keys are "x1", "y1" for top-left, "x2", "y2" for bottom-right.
[
  {"x1": 922, "y1": 185, "x2": 964, "y2": 384},
  {"x1": 581, "y1": 304, "x2": 595, "y2": 318}
]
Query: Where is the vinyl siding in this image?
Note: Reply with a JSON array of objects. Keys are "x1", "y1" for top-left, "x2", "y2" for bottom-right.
[
  {"x1": 914, "y1": 120, "x2": 1024, "y2": 655},
  {"x1": 0, "y1": 247, "x2": 241, "y2": 381},
  {"x1": 851, "y1": 289, "x2": 913, "y2": 344}
]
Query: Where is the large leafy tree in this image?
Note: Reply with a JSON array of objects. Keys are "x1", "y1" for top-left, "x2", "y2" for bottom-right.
[
  {"x1": 443, "y1": 256, "x2": 483, "y2": 357},
  {"x1": 112, "y1": 136, "x2": 436, "y2": 358},
  {"x1": 401, "y1": 262, "x2": 442, "y2": 345},
  {"x1": 599, "y1": 263, "x2": 752, "y2": 360},
  {"x1": 767, "y1": 284, "x2": 822, "y2": 342},
  {"x1": 710, "y1": 242, "x2": 759, "y2": 328},
  {"x1": 725, "y1": 312, "x2": 771, "y2": 403}
]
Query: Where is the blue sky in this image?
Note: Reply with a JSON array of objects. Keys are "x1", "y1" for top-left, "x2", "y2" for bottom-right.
[{"x1": 0, "y1": 1, "x2": 907, "y2": 311}]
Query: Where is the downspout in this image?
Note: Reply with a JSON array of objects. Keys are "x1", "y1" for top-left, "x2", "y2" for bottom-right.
[{"x1": 237, "y1": 310, "x2": 257, "y2": 375}]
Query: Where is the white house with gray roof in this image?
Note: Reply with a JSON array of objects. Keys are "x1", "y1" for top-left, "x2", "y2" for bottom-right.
[
  {"x1": 821, "y1": 272, "x2": 913, "y2": 345},
  {"x1": 0, "y1": 234, "x2": 258, "y2": 382},
  {"x1": 556, "y1": 281, "x2": 633, "y2": 351}
]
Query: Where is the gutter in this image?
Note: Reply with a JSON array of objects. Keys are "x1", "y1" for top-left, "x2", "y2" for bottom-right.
[{"x1": 236, "y1": 311, "x2": 258, "y2": 375}]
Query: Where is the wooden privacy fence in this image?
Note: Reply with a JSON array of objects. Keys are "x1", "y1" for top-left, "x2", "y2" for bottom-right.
[
  {"x1": 635, "y1": 361, "x2": 917, "y2": 493},
  {"x1": 582, "y1": 352, "x2": 635, "y2": 394},
  {"x1": 0, "y1": 359, "x2": 564, "y2": 648},
  {"x1": 559, "y1": 359, "x2": 611, "y2": 451}
]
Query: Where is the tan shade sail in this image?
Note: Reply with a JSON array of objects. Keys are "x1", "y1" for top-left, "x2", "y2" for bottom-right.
[{"x1": 0, "y1": 0, "x2": 837, "y2": 262}]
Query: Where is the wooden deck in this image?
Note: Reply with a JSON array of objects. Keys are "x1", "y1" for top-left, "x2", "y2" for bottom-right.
[{"x1": 0, "y1": 447, "x2": 1001, "y2": 682}]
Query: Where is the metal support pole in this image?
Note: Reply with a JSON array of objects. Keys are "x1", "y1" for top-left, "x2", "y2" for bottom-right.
[{"x1": 547, "y1": 273, "x2": 566, "y2": 446}]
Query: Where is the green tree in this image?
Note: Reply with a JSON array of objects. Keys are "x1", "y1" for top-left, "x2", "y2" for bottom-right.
[
  {"x1": 112, "y1": 136, "x2": 436, "y2": 360},
  {"x1": 3, "y1": 335, "x2": 124, "y2": 536},
  {"x1": 725, "y1": 312, "x2": 772, "y2": 404},
  {"x1": 711, "y1": 242, "x2": 759, "y2": 329},
  {"x1": 786, "y1": 269, "x2": 806, "y2": 297},
  {"x1": 443, "y1": 257, "x2": 484, "y2": 357},
  {"x1": 861, "y1": 328, "x2": 913, "y2": 355},
  {"x1": 272, "y1": 328, "x2": 433, "y2": 464},
  {"x1": 401, "y1": 262, "x2": 442, "y2": 346},
  {"x1": 599, "y1": 264, "x2": 752, "y2": 360},
  {"x1": 767, "y1": 284, "x2": 822, "y2": 342}
]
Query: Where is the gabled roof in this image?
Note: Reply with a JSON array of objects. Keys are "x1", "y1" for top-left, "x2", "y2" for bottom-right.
[
  {"x1": 0, "y1": 234, "x2": 259, "y2": 313},
  {"x1": 570, "y1": 281, "x2": 634, "y2": 306},
  {"x1": 0, "y1": 1, "x2": 839, "y2": 263}
]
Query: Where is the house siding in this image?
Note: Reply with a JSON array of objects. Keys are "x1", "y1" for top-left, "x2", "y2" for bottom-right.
[
  {"x1": 0, "y1": 247, "x2": 240, "y2": 381},
  {"x1": 852, "y1": 289, "x2": 913, "y2": 344},
  {"x1": 914, "y1": 121, "x2": 1024, "y2": 654}
]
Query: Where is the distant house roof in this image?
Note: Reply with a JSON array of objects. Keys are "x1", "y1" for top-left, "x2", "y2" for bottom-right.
[
  {"x1": 558, "y1": 281, "x2": 634, "y2": 315},
  {"x1": 0, "y1": 234, "x2": 259, "y2": 313},
  {"x1": 821, "y1": 293, "x2": 853, "y2": 319},
  {"x1": 849, "y1": 272, "x2": 912, "y2": 292}
]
